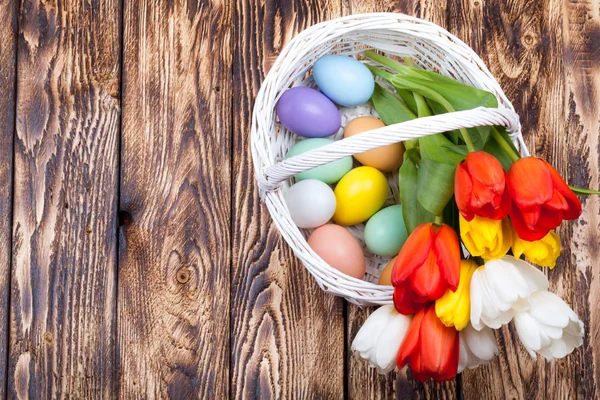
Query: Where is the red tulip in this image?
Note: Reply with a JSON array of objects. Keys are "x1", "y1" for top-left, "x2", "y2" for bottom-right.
[
  {"x1": 455, "y1": 151, "x2": 510, "y2": 221},
  {"x1": 507, "y1": 157, "x2": 581, "y2": 241},
  {"x1": 397, "y1": 304, "x2": 459, "y2": 382},
  {"x1": 392, "y1": 223, "x2": 460, "y2": 315}
]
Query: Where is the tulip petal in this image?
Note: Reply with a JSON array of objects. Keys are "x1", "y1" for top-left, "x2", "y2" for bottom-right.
[
  {"x1": 375, "y1": 311, "x2": 412, "y2": 373},
  {"x1": 393, "y1": 283, "x2": 426, "y2": 315},
  {"x1": 392, "y1": 223, "x2": 434, "y2": 285},
  {"x1": 510, "y1": 206, "x2": 548, "y2": 241},
  {"x1": 397, "y1": 308, "x2": 425, "y2": 369},
  {"x1": 515, "y1": 311, "x2": 542, "y2": 352},
  {"x1": 507, "y1": 157, "x2": 553, "y2": 210},
  {"x1": 409, "y1": 252, "x2": 446, "y2": 299},
  {"x1": 434, "y1": 225, "x2": 460, "y2": 290},
  {"x1": 455, "y1": 162, "x2": 474, "y2": 220},
  {"x1": 546, "y1": 162, "x2": 582, "y2": 220}
]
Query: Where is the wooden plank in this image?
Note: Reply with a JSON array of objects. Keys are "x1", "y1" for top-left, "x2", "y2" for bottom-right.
[
  {"x1": 231, "y1": 0, "x2": 345, "y2": 398},
  {"x1": 457, "y1": 0, "x2": 585, "y2": 398},
  {"x1": 562, "y1": 0, "x2": 600, "y2": 397},
  {"x1": 117, "y1": 0, "x2": 233, "y2": 398},
  {"x1": 0, "y1": 0, "x2": 17, "y2": 398},
  {"x1": 343, "y1": 1, "x2": 459, "y2": 399},
  {"x1": 8, "y1": 0, "x2": 121, "y2": 398}
]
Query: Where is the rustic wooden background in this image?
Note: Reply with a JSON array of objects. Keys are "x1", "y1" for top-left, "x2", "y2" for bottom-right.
[{"x1": 0, "y1": 0, "x2": 597, "y2": 398}]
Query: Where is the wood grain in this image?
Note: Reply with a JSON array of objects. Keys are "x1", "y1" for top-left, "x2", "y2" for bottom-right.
[
  {"x1": 8, "y1": 0, "x2": 121, "y2": 398},
  {"x1": 231, "y1": 0, "x2": 345, "y2": 398},
  {"x1": 117, "y1": 0, "x2": 233, "y2": 398},
  {"x1": 563, "y1": 0, "x2": 600, "y2": 398},
  {"x1": 0, "y1": 0, "x2": 17, "y2": 398}
]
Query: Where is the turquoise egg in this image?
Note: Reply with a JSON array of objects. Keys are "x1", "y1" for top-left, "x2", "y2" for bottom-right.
[
  {"x1": 313, "y1": 55, "x2": 375, "y2": 107},
  {"x1": 364, "y1": 205, "x2": 408, "y2": 257},
  {"x1": 285, "y1": 139, "x2": 353, "y2": 184}
]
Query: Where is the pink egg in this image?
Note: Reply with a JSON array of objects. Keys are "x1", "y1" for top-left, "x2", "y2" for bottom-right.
[{"x1": 308, "y1": 224, "x2": 366, "y2": 279}]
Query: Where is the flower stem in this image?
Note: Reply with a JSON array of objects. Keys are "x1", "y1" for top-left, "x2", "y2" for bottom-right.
[
  {"x1": 364, "y1": 50, "x2": 407, "y2": 72},
  {"x1": 365, "y1": 64, "x2": 394, "y2": 81},
  {"x1": 491, "y1": 127, "x2": 520, "y2": 162},
  {"x1": 392, "y1": 76, "x2": 476, "y2": 152},
  {"x1": 434, "y1": 215, "x2": 444, "y2": 226}
]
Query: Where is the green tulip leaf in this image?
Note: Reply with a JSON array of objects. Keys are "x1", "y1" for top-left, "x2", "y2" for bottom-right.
[
  {"x1": 569, "y1": 186, "x2": 600, "y2": 195},
  {"x1": 417, "y1": 158, "x2": 457, "y2": 216},
  {"x1": 399, "y1": 150, "x2": 435, "y2": 234}
]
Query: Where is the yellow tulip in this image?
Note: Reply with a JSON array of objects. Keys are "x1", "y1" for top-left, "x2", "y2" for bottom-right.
[
  {"x1": 435, "y1": 260, "x2": 478, "y2": 330},
  {"x1": 460, "y1": 215, "x2": 513, "y2": 260},
  {"x1": 512, "y1": 231, "x2": 561, "y2": 268}
]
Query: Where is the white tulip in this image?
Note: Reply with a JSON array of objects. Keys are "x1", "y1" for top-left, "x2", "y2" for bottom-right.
[
  {"x1": 513, "y1": 291, "x2": 584, "y2": 361},
  {"x1": 458, "y1": 324, "x2": 499, "y2": 373},
  {"x1": 470, "y1": 256, "x2": 548, "y2": 330},
  {"x1": 351, "y1": 304, "x2": 411, "y2": 374}
]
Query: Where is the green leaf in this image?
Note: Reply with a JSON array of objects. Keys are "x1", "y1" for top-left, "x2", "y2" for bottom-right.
[
  {"x1": 442, "y1": 144, "x2": 469, "y2": 157},
  {"x1": 419, "y1": 134, "x2": 465, "y2": 165},
  {"x1": 483, "y1": 127, "x2": 519, "y2": 170},
  {"x1": 569, "y1": 186, "x2": 600, "y2": 195},
  {"x1": 417, "y1": 158, "x2": 457, "y2": 216},
  {"x1": 395, "y1": 87, "x2": 418, "y2": 115},
  {"x1": 399, "y1": 150, "x2": 435, "y2": 234},
  {"x1": 370, "y1": 82, "x2": 416, "y2": 125}
]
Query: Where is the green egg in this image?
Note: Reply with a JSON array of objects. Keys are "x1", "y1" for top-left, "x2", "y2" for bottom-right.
[
  {"x1": 364, "y1": 205, "x2": 408, "y2": 257},
  {"x1": 285, "y1": 138, "x2": 353, "y2": 184}
]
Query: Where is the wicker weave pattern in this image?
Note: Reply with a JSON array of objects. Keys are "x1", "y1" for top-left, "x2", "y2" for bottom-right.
[{"x1": 251, "y1": 13, "x2": 527, "y2": 306}]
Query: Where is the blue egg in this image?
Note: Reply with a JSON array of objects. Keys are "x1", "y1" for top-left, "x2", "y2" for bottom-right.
[{"x1": 313, "y1": 55, "x2": 375, "y2": 107}]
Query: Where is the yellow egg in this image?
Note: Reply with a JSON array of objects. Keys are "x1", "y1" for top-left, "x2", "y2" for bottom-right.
[
  {"x1": 378, "y1": 256, "x2": 397, "y2": 286},
  {"x1": 333, "y1": 166, "x2": 388, "y2": 225},
  {"x1": 344, "y1": 116, "x2": 405, "y2": 172}
]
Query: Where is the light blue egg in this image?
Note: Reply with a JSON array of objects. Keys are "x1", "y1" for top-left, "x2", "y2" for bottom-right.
[
  {"x1": 313, "y1": 55, "x2": 375, "y2": 107},
  {"x1": 364, "y1": 205, "x2": 408, "y2": 257}
]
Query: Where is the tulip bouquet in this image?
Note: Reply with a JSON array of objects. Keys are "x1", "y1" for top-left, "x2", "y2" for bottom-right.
[{"x1": 351, "y1": 51, "x2": 596, "y2": 381}]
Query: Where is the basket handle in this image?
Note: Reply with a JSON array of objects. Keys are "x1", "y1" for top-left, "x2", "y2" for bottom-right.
[{"x1": 258, "y1": 107, "x2": 521, "y2": 192}]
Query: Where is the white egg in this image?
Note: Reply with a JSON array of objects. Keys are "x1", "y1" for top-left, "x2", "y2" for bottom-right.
[{"x1": 284, "y1": 179, "x2": 336, "y2": 228}]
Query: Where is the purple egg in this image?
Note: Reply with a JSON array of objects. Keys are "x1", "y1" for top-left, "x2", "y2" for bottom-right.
[{"x1": 276, "y1": 87, "x2": 341, "y2": 138}]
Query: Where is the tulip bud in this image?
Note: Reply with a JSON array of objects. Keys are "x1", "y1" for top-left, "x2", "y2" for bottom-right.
[
  {"x1": 435, "y1": 260, "x2": 478, "y2": 330},
  {"x1": 460, "y1": 215, "x2": 513, "y2": 260},
  {"x1": 512, "y1": 231, "x2": 561, "y2": 268},
  {"x1": 455, "y1": 151, "x2": 510, "y2": 221}
]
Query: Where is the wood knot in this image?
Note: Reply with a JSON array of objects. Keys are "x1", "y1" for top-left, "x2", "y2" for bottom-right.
[
  {"x1": 44, "y1": 332, "x2": 53, "y2": 344},
  {"x1": 176, "y1": 268, "x2": 191, "y2": 284},
  {"x1": 523, "y1": 33, "x2": 536, "y2": 47},
  {"x1": 119, "y1": 210, "x2": 133, "y2": 226},
  {"x1": 473, "y1": 0, "x2": 480, "y2": 6}
]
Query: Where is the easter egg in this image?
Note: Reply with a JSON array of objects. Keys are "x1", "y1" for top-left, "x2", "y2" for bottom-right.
[
  {"x1": 364, "y1": 205, "x2": 408, "y2": 257},
  {"x1": 284, "y1": 180, "x2": 336, "y2": 228},
  {"x1": 333, "y1": 166, "x2": 388, "y2": 225},
  {"x1": 308, "y1": 224, "x2": 366, "y2": 279},
  {"x1": 313, "y1": 55, "x2": 375, "y2": 106},
  {"x1": 285, "y1": 139, "x2": 353, "y2": 184},
  {"x1": 344, "y1": 117, "x2": 405, "y2": 172},
  {"x1": 378, "y1": 257, "x2": 397, "y2": 286},
  {"x1": 276, "y1": 87, "x2": 341, "y2": 138}
]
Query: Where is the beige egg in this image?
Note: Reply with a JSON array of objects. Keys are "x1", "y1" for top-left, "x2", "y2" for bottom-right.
[
  {"x1": 344, "y1": 116, "x2": 405, "y2": 172},
  {"x1": 378, "y1": 256, "x2": 397, "y2": 286},
  {"x1": 308, "y1": 224, "x2": 366, "y2": 279}
]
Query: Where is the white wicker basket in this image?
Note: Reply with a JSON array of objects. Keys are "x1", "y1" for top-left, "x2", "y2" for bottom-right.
[{"x1": 251, "y1": 13, "x2": 528, "y2": 306}]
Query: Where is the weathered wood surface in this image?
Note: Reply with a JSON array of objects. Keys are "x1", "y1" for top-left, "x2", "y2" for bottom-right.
[
  {"x1": 231, "y1": 0, "x2": 346, "y2": 398},
  {"x1": 0, "y1": 0, "x2": 597, "y2": 398},
  {"x1": 118, "y1": 0, "x2": 233, "y2": 398},
  {"x1": 0, "y1": 0, "x2": 17, "y2": 398},
  {"x1": 7, "y1": 0, "x2": 121, "y2": 398}
]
